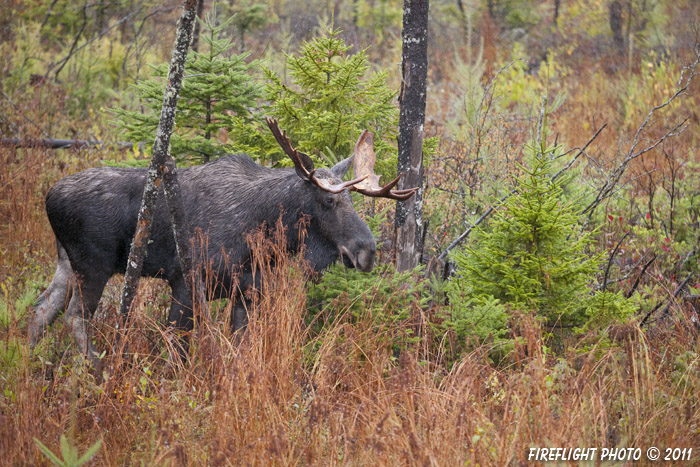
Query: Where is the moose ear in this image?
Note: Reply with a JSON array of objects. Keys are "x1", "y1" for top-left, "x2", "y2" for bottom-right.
[{"x1": 330, "y1": 155, "x2": 354, "y2": 179}]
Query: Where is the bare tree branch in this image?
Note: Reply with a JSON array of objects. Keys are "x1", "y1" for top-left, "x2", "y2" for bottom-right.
[
  {"x1": 39, "y1": 0, "x2": 60, "y2": 30},
  {"x1": 466, "y1": 60, "x2": 520, "y2": 162},
  {"x1": 120, "y1": 5, "x2": 179, "y2": 80},
  {"x1": 46, "y1": 6, "x2": 144, "y2": 80},
  {"x1": 626, "y1": 254, "x2": 656, "y2": 298},
  {"x1": 601, "y1": 230, "x2": 630, "y2": 292},
  {"x1": 552, "y1": 123, "x2": 607, "y2": 181},
  {"x1": 641, "y1": 271, "x2": 696, "y2": 326},
  {"x1": 583, "y1": 49, "x2": 700, "y2": 221},
  {"x1": 435, "y1": 121, "x2": 608, "y2": 265},
  {"x1": 53, "y1": 1, "x2": 89, "y2": 79},
  {"x1": 435, "y1": 193, "x2": 508, "y2": 263},
  {"x1": 641, "y1": 249, "x2": 696, "y2": 326}
]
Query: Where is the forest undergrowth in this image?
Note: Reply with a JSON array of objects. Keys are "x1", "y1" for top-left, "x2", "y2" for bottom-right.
[
  {"x1": 2, "y1": 0, "x2": 700, "y2": 464},
  {"x1": 1, "y1": 141, "x2": 699, "y2": 464}
]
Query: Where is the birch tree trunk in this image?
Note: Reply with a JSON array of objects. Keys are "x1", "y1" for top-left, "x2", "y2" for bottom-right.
[
  {"x1": 395, "y1": 0, "x2": 429, "y2": 272},
  {"x1": 118, "y1": 0, "x2": 201, "y2": 317}
]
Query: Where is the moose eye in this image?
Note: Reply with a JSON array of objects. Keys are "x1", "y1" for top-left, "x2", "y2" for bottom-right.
[{"x1": 324, "y1": 196, "x2": 335, "y2": 207}]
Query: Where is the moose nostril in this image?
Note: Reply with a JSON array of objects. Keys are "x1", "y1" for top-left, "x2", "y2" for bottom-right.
[{"x1": 357, "y1": 249, "x2": 375, "y2": 272}]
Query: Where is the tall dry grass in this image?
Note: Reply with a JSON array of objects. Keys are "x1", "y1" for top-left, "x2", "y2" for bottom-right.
[
  {"x1": 1, "y1": 70, "x2": 699, "y2": 465},
  {"x1": 1, "y1": 157, "x2": 699, "y2": 464}
]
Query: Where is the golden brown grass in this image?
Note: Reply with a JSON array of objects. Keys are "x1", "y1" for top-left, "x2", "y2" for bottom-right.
[
  {"x1": 2, "y1": 47, "x2": 700, "y2": 464},
  {"x1": 3, "y1": 272, "x2": 700, "y2": 465},
  {"x1": 1, "y1": 140, "x2": 699, "y2": 464}
]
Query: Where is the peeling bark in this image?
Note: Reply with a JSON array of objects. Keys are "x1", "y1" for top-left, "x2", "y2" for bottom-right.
[
  {"x1": 395, "y1": 0, "x2": 429, "y2": 272},
  {"x1": 119, "y1": 0, "x2": 201, "y2": 317}
]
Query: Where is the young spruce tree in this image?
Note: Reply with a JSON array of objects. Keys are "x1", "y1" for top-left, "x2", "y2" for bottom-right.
[
  {"x1": 447, "y1": 138, "x2": 634, "y2": 347},
  {"x1": 112, "y1": 13, "x2": 263, "y2": 165},
  {"x1": 262, "y1": 27, "x2": 398, "y2": 175}
]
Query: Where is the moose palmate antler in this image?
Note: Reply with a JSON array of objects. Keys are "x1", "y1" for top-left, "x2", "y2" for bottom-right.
[
  {"x1": 350, "y1": 130, "x2": 418, "y2": 201},
  {"x1": 266, "y1": 117, "x2": 418, "y2": 201}
]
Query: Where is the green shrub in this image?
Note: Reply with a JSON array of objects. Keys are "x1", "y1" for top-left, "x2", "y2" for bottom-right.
[
  {"x1": 447, "y1": 136, "x2": 634, "y2": 350},
  {"x1": 111, "y1": 13, "x2": 263, "y2": 165},
  {"x1": 262, "y1": 26, "x2": 398, "y2": 174},
  {"x1": 307, "y1": 209, "x2": 427, "y2": 352}
]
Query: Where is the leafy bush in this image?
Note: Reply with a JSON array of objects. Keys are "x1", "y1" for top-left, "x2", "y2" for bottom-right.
[
  {"x1": 307, "y1": 209, "x2": 427, "y2": 352},
  {"x1": 308, "y1": 262, "x2": 424, "y2": 325}
]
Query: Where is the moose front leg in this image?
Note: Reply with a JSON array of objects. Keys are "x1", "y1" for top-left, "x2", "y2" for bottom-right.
[{"x1": 232, "y1": 300, "x2": 249, "y2": 334}]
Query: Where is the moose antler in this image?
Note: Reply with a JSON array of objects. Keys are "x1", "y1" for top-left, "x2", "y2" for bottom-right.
[
  {"x1": 266, "y1": 117, "x2": 367, "y2": 193},
  {"x1": 266, "y1": 117, "x2": 418, "y2": 200},
  {"x1": 350, "y1": 131, "x2": 418, "y2": 201}
]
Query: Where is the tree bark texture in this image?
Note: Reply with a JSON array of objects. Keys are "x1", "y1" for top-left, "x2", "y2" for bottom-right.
[
  {"x1": 118, "y1": 0, "x2": 200, "y2": 317},
  {"x1": 395, "y1": 0, "x2": 429, "y2": 272},
  {"x1": 190, "y1": 0, "x2": 205, "y2": 53}
]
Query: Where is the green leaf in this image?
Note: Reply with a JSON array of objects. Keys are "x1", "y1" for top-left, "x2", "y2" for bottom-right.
[
  {"x1": 74, "y1": 438, "x2": 103, "y2": 466},
  {"x1": 33, "y1": 437, "x2": 66, "y2": 467},
  {"x1": 59, "y1": 435, "x2": 75, "y2": 465}
]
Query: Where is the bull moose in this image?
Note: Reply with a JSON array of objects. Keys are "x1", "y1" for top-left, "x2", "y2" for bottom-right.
[{"x1": 29, "y1": 118, "x2": 416, "y2": 361}]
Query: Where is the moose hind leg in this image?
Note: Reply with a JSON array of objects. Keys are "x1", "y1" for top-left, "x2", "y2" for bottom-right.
[
  {"x1": 63, "y1": 276, "x2": 108, "y2": 365},
  {"x1": 29, "y1": 243, "x2": 73, "y2": 347}
]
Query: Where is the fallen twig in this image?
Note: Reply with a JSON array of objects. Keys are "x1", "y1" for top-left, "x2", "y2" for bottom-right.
[{"x1": 1, "y1": 137, "x2": 134, "y2": 150}]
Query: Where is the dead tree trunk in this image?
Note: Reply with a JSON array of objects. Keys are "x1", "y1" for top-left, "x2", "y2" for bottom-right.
[
  {"x1": 609, "y1": 0, "x2": 625, "y2": 55},
  {"x1": 190, "y1": 0, "x2": 205, "y2": 53},
  {"x1": 119, "y1": 0, "x2": 202, "y2": 317},
  {"x1": 395, "y1": 0, "x2": 429, "y2": 272}
]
